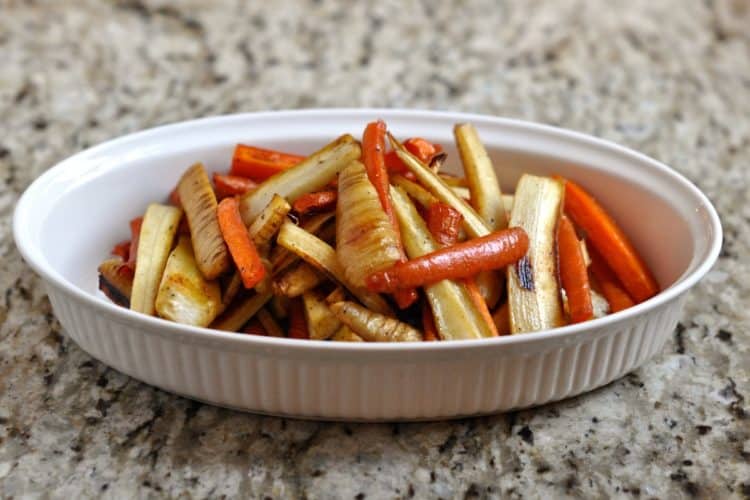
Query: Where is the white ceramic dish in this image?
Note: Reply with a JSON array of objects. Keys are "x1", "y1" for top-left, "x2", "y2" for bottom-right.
[{"x1": 14, "y1": 109, "x2": 721, "y2": 421}]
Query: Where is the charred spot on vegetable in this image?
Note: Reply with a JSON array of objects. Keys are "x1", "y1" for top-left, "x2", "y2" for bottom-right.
[
  {"x1": 516, "y1": 255, "x2": 534, "y2": 291},
  {"x1": 98, "y1": 274, "x2": 130, "y2": 307},
  {"x1": 429, "y1": 152, "x2": 447, "y2": 171}
]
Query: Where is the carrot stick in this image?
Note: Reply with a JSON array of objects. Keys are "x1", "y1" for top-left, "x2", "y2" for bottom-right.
[
  {"x1": 421, "y1": 302, "x2": 439, "y2": 341},
  {"x1": 213, "y1": 173, "x2": 257, "y2": 199},
  {"x1": 561, "y1": 178, "x2": 659, "y2": 303},
  {"x1": 464, "y1": 280, "x2": 499, "y2": 336},
  {"x1": 126, "y1": 216, "x2": 143, "y2": 270},
  {"x1": 557, "y1": 215, "x2": 594, "y2": 323},
  {"x1": 366, "y1": 227, "x2": 529, "y2": 292},
  {"x1": 362, "y1": 120, "x2": 417, "y2": 309},
  {"x1": 242, "y1": 319, "x2": 268, "y2": 336},
  {"x1": 588, "y1": 245, "x2": 635, "y2": 313},
  {"x1": 426, "y1": 203, "x2": 463, "y2": 247},
  {"x1": 230, "y1": 144, "x2": 305, "y2": 181},
  {"x1": 292, "y1": 190, "x2": 338, "y2": 216},
  {"x1": 288, "y1": 297, "x2": 309, "y2": 339},
  {"x1": 216, "y1": 197, "x2": 266, "y2": 288},
  {"x1": 111, "y1": 240, "x2": 130, "y2": 261}
]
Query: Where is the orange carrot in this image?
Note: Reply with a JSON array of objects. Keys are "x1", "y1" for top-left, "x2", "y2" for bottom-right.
[
  {"x1": 562, "y1": 178, "x2": 658, "y2": 303},
  {"x1": 230, "y1": 144, "x2": 305, "y2": 181},
  {"x1": 213, "y1": 173, "x2": 257, "y2": 199},
  {"x1": 426, "y1": 203, "x2": 463, "y2": 247},
  {"x1": 557, "y1": 215, "x2": 594, "y2": 323},
  {"x1": 292, "y1": 190, "x2": 338, "y2": 215},
  {"x1": 464, "y1": 280, "x2": 499, "y2": 336},
  {"x1": 242, "y1": 319, "x2": 268, "y2": 336},
  {"x1": 588, "y1": 246, "x2": 635, "y2": 313},
  {"x1": 384, "y1": 137, "x2": 442, "y2": 175},
  {"x1": 216, "y1": 197, "x2": 266, "y2": 288},
  {"x1": 126, "y1": 217, "x2": 143, "y2": 270},
  {"x1": 169, "y1": 188, "x2": 181, "y2": 207},
  {"x1": 421, "y1": 302, "x2": 439, "y2": 341},
  {"x1": 288, "y1": 298, "x2": 309, "y2": 339},
  {"x1": 366, "y1": 228, "x2": 529, "y2": 292},
  {"x1": 362, "y1": 120, "x2": 417, "y2": 309},
  {"x1": 111, "y1": 240, "x2": 130, "y2": 261}
]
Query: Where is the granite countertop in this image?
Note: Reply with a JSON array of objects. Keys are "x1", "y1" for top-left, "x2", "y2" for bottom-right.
[{"x1": 1, "y1": 0, "x2": 749, "y2": 498}]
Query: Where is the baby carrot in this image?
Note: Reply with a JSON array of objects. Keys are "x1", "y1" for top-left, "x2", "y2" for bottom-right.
[
  {"x1": 292, "y1": 190, "x2": 338, "y2": 216},
  {"x1": 588, "y1": 246, "x2": 635, "y2": 313},
  {"x1": 213, "y1": 173, "x2": 257, "y2": 199},
  {"x1": 426, "y1": 203, "x2": 463, "y2": 247},
  {"x1": 230, "y1": 144, "x2": 305, "y2": 181}
]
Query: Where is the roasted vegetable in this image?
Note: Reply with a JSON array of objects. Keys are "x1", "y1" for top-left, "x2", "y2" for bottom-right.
[
  {"x1": 246, "y1": 193, "x2": 291, "y2": 256},
  {"x1": 336, "y1": 161, "x2": 401, "y2": 288},
  {"x1": 269, "y1": 212, "x2": 334, "y2": 277},
  {"x1": 492, "y1": 301, "x2": 511, "y2": 335},
  {"x1": 274, "y1": 262, "x2": 324, "y2": 298},
  {"x1": 455, "y1": 123, "x2": 507, "y2": 231},
  {"x1": 388, "y1": 133, "x2": 491, "y2": 238},
  {"x1": 155, "y1": 235, "x2": 222, "y2": 326},
  {"x1": 256, "y1": 308, "x2": 285, "y2": 337},
  {"x1": 330, "y1": 326, "x2": 365, "y2": 342},
  {"x1": 213, "y1": 174, "x2": 257, "y2": 199},
  {"x1": 288, "y1": 298, "x2": 309, "y2": 339},
  {"x1": 391, "y1": 174, "x2": 439, "y2": 208},
  {"x1": 217, "y1": 197, "x2": 266, "y2": 289},
  {"x1": 211, "y1": 291, "x2": 272, "y2": 332},
  {"x1": 292, "y1": 190, "x2": 337, "y2": 216},
  {"x1": 588, "y1": 245, "x2": 635, "y2": 313},
  {"x1": 276, "y1": 220, "x2": 393, "y2": 315},
  {"x1": 389, "y1": 186, "x2": 495, "y2": 340},
  {"x1": 507, "y1": 174, "x2": 565, "y2": 333},
  {"x1": 240, "y1": 134, "x2": 361, "y2": 225},
  {"x1": 98, "y1": 258, "x2": 134, "y2": 307},
  {"x1": 177, "y1": 163, "x2": 231, "y2": 279},
  {"x1": 302, "y1": 291, "x2": 341, "y2": 340},
  {"x1": 218, "y1": 272, "x2": 243, "y2": 315},
  {"x1": 557, "y1": 215, "x2": 593, "y2": 323},
  {"x1": 230, "y1": 144, "x2": 304, "y2": 181},
  {"x1": 329, "y1": 301, "x2": 423, "y2": 342},
  {"x1": 130, "y1": 203, "x2": 182, "y2": 315}
]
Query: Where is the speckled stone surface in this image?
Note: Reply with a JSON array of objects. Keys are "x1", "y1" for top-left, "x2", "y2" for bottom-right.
[{"x1": 1, "y1": 0, "x2": 749, "y2": 498}]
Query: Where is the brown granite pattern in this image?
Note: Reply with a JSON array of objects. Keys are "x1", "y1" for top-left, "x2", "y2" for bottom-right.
[{"x1": 1, "y1": 0, "x2": 749, "y2": 497}]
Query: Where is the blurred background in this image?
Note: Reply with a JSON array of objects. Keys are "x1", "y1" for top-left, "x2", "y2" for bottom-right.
[{"x1": 1, "y1": 0, "x2": 749, "y2": 497}]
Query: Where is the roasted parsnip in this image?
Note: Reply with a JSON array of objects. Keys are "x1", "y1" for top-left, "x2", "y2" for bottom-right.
[
  {"x1": 256, "y1": 308, "x2": 285, "y2": 337},
  {"x1": 336, "y1": 161, "x2": 401, "y2": 288},
  {"x1": 507, "y1": 174, "x2": 565, "y2": 333},
  {"x1": 217, "y1": 272, "x2": 243, "y2": 315},
  {"x1": 155, "y1": 235, "x2": 222, "y2": 327},
  {"x1": 330, "y1": 325, "x2": 364, "y2": 342},
  {"x1": 130, "y1": 203, "x2": 182, "y2": 315},
  {"x1": 391, "y1": 174, "x2": 439, "y2": 208},
  {"x1": 269, "y1": 212, "x2": 335, "y2": 277},
  {"x1": 388, "y1": 133, "x2": 491, "y2": 238},
  {"x1": 390, "y1": 186, "x2": 496, "y2": 340},
  {"x1": 276, "y1": 220, "x2": 393, "y2": 315},
  {"x1": 239, "y1": 134, "x2": 361, "y2": 224},
  {"x1": 211, "y1": 291, "x2": 272, "y2": 332},
  {"x1": 302, "y1": 291, "x2": 341, "y2": 340},
  {"x1": 177, "y1": 163, "x2": 231, "y2": 279},
  {"x1": 98, "y1": 258, "x2": 134, "y2": 307},
  {"x1": 247, "y1": 193, "x2": 291, "y2": 256},
  {"x1": 274, "y1": 262, "x2": 324, "y2": 298},
  {"x1": 329, "y1": 301, "x2": 423, "y2": 342}
]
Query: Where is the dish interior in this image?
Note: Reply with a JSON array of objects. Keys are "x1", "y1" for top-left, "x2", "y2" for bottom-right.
[{"x1": 31, "y1": 115, "x2": 712, "y2": 311}]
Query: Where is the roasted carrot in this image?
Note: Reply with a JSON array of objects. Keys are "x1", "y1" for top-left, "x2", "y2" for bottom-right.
[
  {"x1": 169, "y1": 188, "x2": 181, "y2": 207},
  {"x1": 288, "y1": 297, "x2": 309, "y2": 339},
  {"x1": 562, "y1": 178, "x2": 659, "y2": 303},
  {"x1": 366, "y1": 227, "x2": 529, "y2": 292},
  {"x1": 292, "y1": 190, "x2": 338, "y2": 216},
  {"x1": 230, "y1": 144, "x2": 305, "y2": 181},
  {"x1": 557, "y1": 215, "x2": 594, "y2": 323},
  {"x1": 111, "y1": 240, "x2": 130, "y2": 261},
  {"x1": 464, "y1": 280, "x2": 499, "y2": 336},
  {"x1": 588, "y1": 245, "x2": 635, "y2": 313},
  {"x1": 384, "y1": 137, "x2": 442, "y2": 175},
  {"x1": 216, "y1": 197, "x2": 266, "y2": 288},
  {"x1": 362, "y1": 120, "x2": 417, "y2": 309},
  {"x1": 425, "y1": 203, "x2": 498, "y2": 336},
  {"x1": 242, "y1": 319, "x2": 268, "y2": 336},
  {"x1": 426, "y1": 203, "x2": 463, "y2": 247},
  {"x1": 126, "y1": 216, "x2": 143, "y2": 270},
  {"x1": 213, "y1": 173, "x2": 257, "y2": 199},
  {"x1": 421, "y1": 302, "x2": 439, "y2": 341}
]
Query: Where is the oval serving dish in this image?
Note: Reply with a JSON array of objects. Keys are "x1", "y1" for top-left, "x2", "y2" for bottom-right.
[{"x1": 13, "y1": 109, "x2": 721, "y2": 421}]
